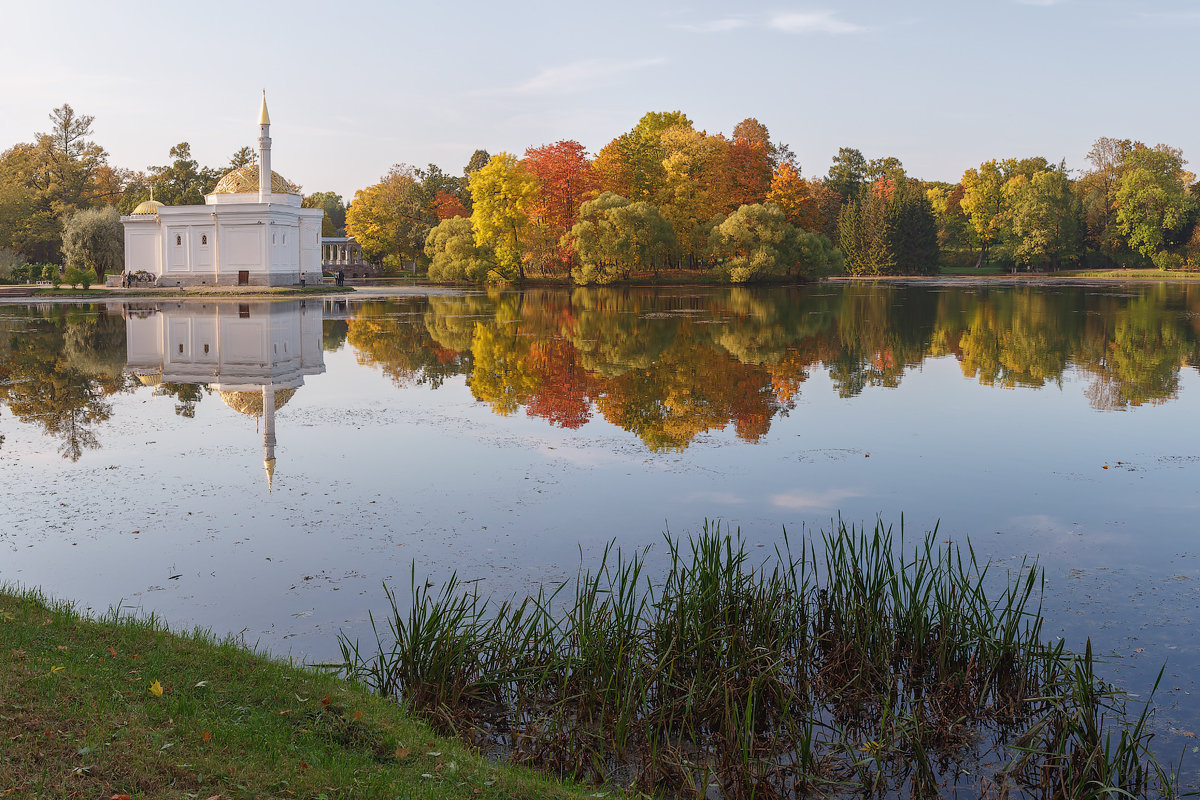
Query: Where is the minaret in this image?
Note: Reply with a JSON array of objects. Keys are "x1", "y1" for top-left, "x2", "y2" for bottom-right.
[
  {"x1": 258, "y1": 91, "x2": 272, "y2": 201},
  {"x1": 262, "y1": 384, "x2": 276, "y2": 492}
]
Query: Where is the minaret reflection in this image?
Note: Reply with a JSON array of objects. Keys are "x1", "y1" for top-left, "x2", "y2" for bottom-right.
[{"x1": 124, "y1": 300, "x2": 325, "y2": 491}]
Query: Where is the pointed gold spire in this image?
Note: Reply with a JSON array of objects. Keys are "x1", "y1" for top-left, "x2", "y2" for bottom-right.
[
  {"x1": 258, "y1": 90, "x2": 271, "y2": 125},
  {"x1": 264, "y1": 456, "x2": 276, "y2": 492}
]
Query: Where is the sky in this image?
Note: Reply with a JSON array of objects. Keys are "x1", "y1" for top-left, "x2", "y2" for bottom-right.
[{"x1": 2, "y1": 0, "x2": 1197, "y2": 200}]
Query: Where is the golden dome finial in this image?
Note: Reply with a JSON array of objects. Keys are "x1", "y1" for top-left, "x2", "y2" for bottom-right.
[
  {"x1": 259, "y1": 90, "x2": 271, "y2": 126},
  {"x1": 264, "y1": 457, "x2": 276, "y2": 492}
]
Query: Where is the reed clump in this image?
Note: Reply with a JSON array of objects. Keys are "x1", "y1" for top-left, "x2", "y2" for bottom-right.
[{"x1": 340, "y1": 519, "x2": 1179, "y2": 799}]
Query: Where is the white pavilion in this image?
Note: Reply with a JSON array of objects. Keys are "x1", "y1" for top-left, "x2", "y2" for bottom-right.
[{"x1": 121, "y1": 94, "x2": 324, "y2": 287}]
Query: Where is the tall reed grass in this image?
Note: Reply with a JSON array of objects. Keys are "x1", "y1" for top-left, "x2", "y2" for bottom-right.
[{"x1": 340, "y1": 519, "x2": 1179, "y2": 798}]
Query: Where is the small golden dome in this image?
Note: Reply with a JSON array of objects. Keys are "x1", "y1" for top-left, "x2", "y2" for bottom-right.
[
  {"x1": 131, "y1": 199, "x2": 164, "y2": 215},
  {"x1": 218, "y1": 387, "x2": 296, "y2": 416},
  {"x1": 135, "y1": 372, "x2": 162, "y2": 386},
  {"x1": 211, "y1": 164, "x2": 299, "y2": 195}
]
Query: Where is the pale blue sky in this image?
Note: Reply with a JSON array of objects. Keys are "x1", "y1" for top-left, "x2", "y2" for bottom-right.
[{"x1": 2, "y1": 0, "x2": 1196, "y2": 199}]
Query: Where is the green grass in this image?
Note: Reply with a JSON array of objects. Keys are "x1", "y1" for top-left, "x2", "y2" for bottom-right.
[
  {"x1": 342, "y1": 520, "x2": 1183, "y2": 799},
  {"x1": 0, "y1": 588, "x2": 618, "y2": 800}
]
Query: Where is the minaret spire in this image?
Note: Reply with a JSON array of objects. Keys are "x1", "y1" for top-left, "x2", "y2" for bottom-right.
[
  {"x1": 262, "y1": 384, "x2": 276, "y2": 492},
  {"x1": 257, "y1": 91, "x2": 272, "y2": 200}
]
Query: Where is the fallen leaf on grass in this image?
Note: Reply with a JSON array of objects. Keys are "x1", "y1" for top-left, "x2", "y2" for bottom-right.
[
  {"x1": 201, "y1": 730, "x2": 211, "y2": 742},
  {"x1": 395, "y1": 747, "x2": 410, "y2": 759},
  {"x1": 149, "y1": 680, "x2": 164, "y2": 697},
  {"x1": 108, "y1": 647, "x2": 117, "y2": 658},
  {"x1": 49, "y1": 666, "x2": 64, "y2": 675},
  {"x1": 111, "y1": 794, "x2": 131, "y2": 799}
]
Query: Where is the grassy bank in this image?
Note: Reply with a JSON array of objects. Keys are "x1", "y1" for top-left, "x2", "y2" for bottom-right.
[
  {"x1": 343, "y1": 520, "x2": 1182, "y2": 799},
  {"x1": 0, "y1": 589, "x2": 612, "y2": 800}
]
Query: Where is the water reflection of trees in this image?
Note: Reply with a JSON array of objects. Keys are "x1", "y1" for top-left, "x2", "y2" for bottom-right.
[
  {"x1": 339, "y1": 284, "x2": 1200, "y2": 450},
  {"x1": 0, "y1": 305, "x2": 130, "y2": 460},
  {"x1": 4, "y1": 285, "x2": 1197, "y2": 458}
]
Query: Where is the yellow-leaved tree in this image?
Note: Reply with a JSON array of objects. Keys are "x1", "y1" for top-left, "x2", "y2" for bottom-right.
[{"x1": 467, "y1": 153, "x2": 540, "y2": 281}]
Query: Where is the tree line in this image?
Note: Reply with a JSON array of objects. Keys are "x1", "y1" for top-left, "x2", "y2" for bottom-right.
[
  {"x1": 2, "y1": 104, "x2": 1197, "y2": 284},
  {"x1": 349, "y1": 115, "x2": 1199, "y2": 282}
]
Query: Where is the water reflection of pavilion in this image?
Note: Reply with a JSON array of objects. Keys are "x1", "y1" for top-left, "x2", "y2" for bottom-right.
[{"x1": 124, "y1": 300, "x2": 325, "y2": 489}]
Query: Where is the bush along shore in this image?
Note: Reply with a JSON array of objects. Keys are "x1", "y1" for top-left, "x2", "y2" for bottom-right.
[
  {"x1": 0, "y1": 590, "x2": 609, "y2": 800},
  {"x1": 341, "y1": 519, "x2": 1183, "y2": 799}
]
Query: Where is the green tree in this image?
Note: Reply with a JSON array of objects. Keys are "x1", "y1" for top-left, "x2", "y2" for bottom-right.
[
  {"x1": 149, "y1": 142, "x2": 220, "y2": 206},
  {"x1": 564, "y1": 192, "x2": 675, "y2": 284},
  {"x1": 468, "y1": 153, "x2": 539, "y2": 281},
  {"x1": 425, "y1": 216, "x2": 496, "y2": 282},
  {"x1": 1003, "y1": 166, "x2": 1082, "y2": 270},
  {"x1": 61, "y1": 206, "x2": 123, "y2": 281},
  {"x1": 827, "y1": 147, "x2": 868, "y2": 200},
  {"x1": 838, "y1": 187, "x2": 893, "y2": 275},
  {"x1": 886, "y1": 181, "x2": 940, "y2": 274},
  {"x1": 1115, "y1": 145, "x2": 1196, "y2": 269},
  {"x1": 1078, "y1": 137, "x2": 1138, "y2": 263},
  {"x1": 227, "y1": 146, "x2": 256, "y2": 170},
  {"x1": 708, "y1": 203, "x2": 840, "y2": 283},
  {"x1": 302, "y1": 191, "x2": 347, "y2": 237}
]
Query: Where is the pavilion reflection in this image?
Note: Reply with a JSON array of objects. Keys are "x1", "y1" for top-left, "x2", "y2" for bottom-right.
[{"x1": 125, "y1": 300, "x2": 325, "y2": 489}]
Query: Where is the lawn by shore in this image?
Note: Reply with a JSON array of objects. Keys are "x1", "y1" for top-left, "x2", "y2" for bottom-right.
[{"x1": 0, "y1": 588, "x2": 611, "y2": 800}]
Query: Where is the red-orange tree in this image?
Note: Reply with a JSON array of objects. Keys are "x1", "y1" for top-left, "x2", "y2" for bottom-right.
[{"x1": 522, "y1": 140, "x2": 600, "y2": 274}]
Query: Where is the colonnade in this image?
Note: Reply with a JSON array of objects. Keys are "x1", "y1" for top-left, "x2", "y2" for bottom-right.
[{"x1": 321, "y1": 237, "x2": 364, "y2": 268}]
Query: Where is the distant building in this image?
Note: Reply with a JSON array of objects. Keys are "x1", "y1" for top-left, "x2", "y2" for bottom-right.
[
  {"x1": 121, "y1": 94, "x2": 324, "y2": 287},
  {"x1": 321, "y1": 236, "x2": 380, "y2": 278}
]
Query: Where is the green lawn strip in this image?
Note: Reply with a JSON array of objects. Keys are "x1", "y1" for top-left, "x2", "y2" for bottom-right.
[{"x1": 0, "y1": 589, "x2": 616, "y2": 800}]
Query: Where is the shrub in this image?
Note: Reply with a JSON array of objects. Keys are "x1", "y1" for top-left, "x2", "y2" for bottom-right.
[{"x1": 62, "y1": 266, "x2": 93, "y2": 289}]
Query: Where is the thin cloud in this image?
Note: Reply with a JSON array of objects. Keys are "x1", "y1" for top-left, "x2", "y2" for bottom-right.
[
  {"x1": 677, "y1": 18, "x2": 750, "y2": 33},
  {"x1": 768, "y1": 10, "x2": 865, "y2": 35},
  {"x1": 770, "y1": 488, "x2": 864, "y2": 511},
  {"x1": 499, "y1": 57, "x2": 667, "y2": 96}
]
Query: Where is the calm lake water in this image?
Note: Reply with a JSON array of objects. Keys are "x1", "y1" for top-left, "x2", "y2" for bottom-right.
[{"x1": 1, "y1": 282, "x2": 1198, "y2": 775}]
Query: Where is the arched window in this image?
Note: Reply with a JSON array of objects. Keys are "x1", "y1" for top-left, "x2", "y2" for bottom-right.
[
  {"x1": 201, "y1": 234, "x2": 208, "y2": 245},
  {"x1": 175, "y1": 235, "x2": 182, "y2": 246}
]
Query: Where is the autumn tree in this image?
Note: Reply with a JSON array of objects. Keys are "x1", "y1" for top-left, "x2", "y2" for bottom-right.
[
  {"x1": 468, "y1": 153, "x2": 540, "y2": 281},
  {"x1": 766, "y1": 162, "x2": 820, "y2": 230},
  {"x1": 564, "y1": 192, "x2": 675, "y2": 284},
  {"x1": 522, "y1": 140, "x2": 600, "y2": 274},
  {"x1": 959, "y1": 160, "x2": 1008, "y2": 266},
  {"x1": 727, "y1": 119, "x2": 774, "y2": 208},
  {"x1": 433, "y1": 191, "x2": 468, "y2": 220},
  {"x1": 345, "y1": 164, "x2": 435, "y2": 271},
  {"x1": 0, "y1": 104, "x2": 113, "y2": 262},
  {"x1": 61, "y1": 206, "x2": 123, "y2": 281},
  {"x1": 656, "y1": 125, "x2": 733, "y2": 264}
]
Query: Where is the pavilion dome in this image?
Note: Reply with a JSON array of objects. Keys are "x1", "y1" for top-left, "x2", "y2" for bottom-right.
[
  {"x1": 211, "y1": 164, "x2": 299, "y2": 195},
  {"x1": 131, "y1": 199, "x2": 164, "y2": 215},
  {"x1": 217, "y1": 387, "x2": 296, "y2": 416}
]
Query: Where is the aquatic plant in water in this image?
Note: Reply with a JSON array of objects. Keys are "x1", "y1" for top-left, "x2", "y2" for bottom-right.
[{"x1": 340, "y1": 519, "x2": 1180, "y2": 799}]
